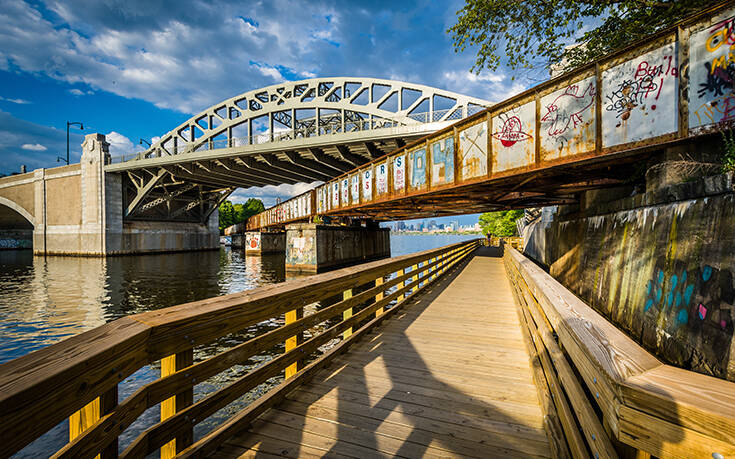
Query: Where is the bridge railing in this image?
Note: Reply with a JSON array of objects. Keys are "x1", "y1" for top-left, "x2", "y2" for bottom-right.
[
  {"x1": 108, "y1": 108, "x2": 464, "y2": 164},
  {"x1": 0, "y1": 239, "x2": 480, "y2": 459},
  {"x1": 504, "y1": 245, "x2": 735, "y2": 458},
  {"x1": 244, "y1": 3, "x2": 735, "y2": 230}
]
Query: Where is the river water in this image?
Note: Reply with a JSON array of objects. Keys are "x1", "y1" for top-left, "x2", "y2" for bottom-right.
[{"x1": 0, "y1": 233, "x2": 477, "y2": 457}]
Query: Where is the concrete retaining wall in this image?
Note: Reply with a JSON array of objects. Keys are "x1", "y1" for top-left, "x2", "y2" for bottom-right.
[
  {"x1": 523, "y1": 173, "x2": 735, "y2": 381},
  {"x1": 286, "y1": 223, "x2": 390, "y2": 272}
]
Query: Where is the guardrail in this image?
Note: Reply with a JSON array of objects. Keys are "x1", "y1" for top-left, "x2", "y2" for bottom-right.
[
  {"x1": 246, "y1": 3, "x2": 735, "y2": 231},
  {"x1": 0, "y1": 239, "x2": 480, "y2": 459},
  {"x1": 504, "y1": 245, "x2": 735, "y2": 458}
]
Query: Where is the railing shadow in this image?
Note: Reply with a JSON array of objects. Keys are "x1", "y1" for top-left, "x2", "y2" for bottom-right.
[{"x1": 243, "y1": 250, "x2": 552, "y2": 457}]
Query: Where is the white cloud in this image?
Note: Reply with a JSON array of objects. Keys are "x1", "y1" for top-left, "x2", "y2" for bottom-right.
[
  {"x1": 21, "y1": 143, "x2": 47, "y2": 151},
  {"x1": 105, "y1": 131, "x2": 145, "y2": 157},
  {"x1": 68, "y1": 88, "x2": 94, "y2": 96},
  {"x1": 0, "y1": 96, "x2": 31, "y2": 104}
]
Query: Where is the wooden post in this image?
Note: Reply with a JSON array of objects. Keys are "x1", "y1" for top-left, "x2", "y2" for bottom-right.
[
  {"x1": 374, "y1": 277, "x2": 384, "y2": 317},
  {"x1": 69, "y1": 386, "x2": 118, "y2": 459},
  {"x1": 161, "y1": 349, "x2": 194, "y2": 459},
  {"x1": 430, "y1": 257, "x2": 436, "y2": 280},
  {"x1": 342, "y1": 289, "x2": 353, "y2": 339},
  {"x1": 397, "y1": 270, "x2": 405, "y2": 302},
  {"x1": 411, "y1": 264, "x2": 418, "y2": 293},
  {"x1": 285, "y1": 306, "x2": 304, "y2": 378}
]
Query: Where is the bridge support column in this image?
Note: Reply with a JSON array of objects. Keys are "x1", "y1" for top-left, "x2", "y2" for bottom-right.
[
  {"x1": 285, "y1": 223, "x2": 390, "y2": 273},
  {"x1": 244, "y1": 231, "x2": 286, "y2": 255}
]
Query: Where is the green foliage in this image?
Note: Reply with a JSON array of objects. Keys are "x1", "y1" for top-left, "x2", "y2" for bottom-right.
[
  {"x1": 478, "y1": 210, "x2": 524, "y2": 237},
  {"x1": 722, "y1": 128, "x2": 735, "y2": 173},
  {"x1": 218, "y1": 198, "x2": 265, "y2": 233},
  {"x1": 448, "y1": 1, "x2": 715, "y2": 75}
]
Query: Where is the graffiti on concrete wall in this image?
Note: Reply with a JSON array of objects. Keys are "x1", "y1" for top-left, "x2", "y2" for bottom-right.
[
  {"x1": 246, "y1": 232, "x2": 261, "y2": 250},
  {"x1": 602, "y1": 42, "x2": 679, "y2": 146},
  {"x1": 540, "y1": 78, "x2": 596, "y2": 160},
  {"x1": 458, "y1": 122, "x2": 487, "y2": 181},
  {"x1": 643, "y1": 259, "x2": 734, "y2": 374},
  {"x1": 361, "y1": 168, "x2": 373, "y2": 202},
  {"x1": 492, "y1": 102, "x2": 535, "y2": 172},
  {"x1": 286, "y1": 234, "x2": 315, "y2": 265},
  {"x1": 430, "y1": 137, "x2": 454, "y2": 186},
  {"x1": 690, "y1": 12, "x2": 735, "y2": 129},
  {"x1": 393, "y1": 154, "x2": 405, "y2": 192},
  {"x1": 350, "y1": 174, "x2": 359, "y2": 204},
  {"x1": 409, "y1": 147, "x2": 427, "y2": 190},
  {"x1": 376, "y1": 162, "x2": 388, "y2": 195}
]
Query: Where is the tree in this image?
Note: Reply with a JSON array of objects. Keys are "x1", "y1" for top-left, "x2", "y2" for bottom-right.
[
  {"x1": 448, "y1": 1, "x2": 714, "y2": 75},
  {"x1": 478, "y1": 210, "x2": 524, "y2": 237},
  {"x1": 218, "y1": 198, "x2": 266, "y2": 233}
]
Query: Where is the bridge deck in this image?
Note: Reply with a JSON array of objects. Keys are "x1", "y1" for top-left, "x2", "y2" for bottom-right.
[{"x1": 218, "y1": 247, "x2": 550, "y2": 458}]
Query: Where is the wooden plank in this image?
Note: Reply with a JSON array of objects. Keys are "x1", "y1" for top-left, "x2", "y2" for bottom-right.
[
  {"x1": 342, "y1": 289, "x2": 352, "y2": 339},
  {"x1": 0, "y1": 317, "x2": 150, "y2": 459},
  {"x1": 176, "y1": 242, "x2": 478, "y2": 458},
  {"x1": 374, "y1": 276, "x2": 384, "y2": 317}
]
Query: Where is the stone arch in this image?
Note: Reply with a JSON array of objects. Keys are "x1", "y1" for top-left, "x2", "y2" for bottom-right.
[{"x1": 0, "y1": 196, "x2": 34, "y2": 228}]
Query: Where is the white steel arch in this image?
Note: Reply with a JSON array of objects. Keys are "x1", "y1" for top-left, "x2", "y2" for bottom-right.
[{"x1": 141, "y1": 77, "x2": 490, "y2": 159}]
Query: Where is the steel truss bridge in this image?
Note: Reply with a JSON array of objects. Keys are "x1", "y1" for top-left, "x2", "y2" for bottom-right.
[{"x1": 105, "y1": 78, "x2": 490, "y2": 223}]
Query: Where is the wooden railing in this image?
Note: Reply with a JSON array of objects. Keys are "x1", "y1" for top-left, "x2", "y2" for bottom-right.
[
  {"x1": 504, "y1": 245, "x2": 735, "y2": 458},
  {"x1": 0, "y1": 239, "x2": 479, "y2": 459}
]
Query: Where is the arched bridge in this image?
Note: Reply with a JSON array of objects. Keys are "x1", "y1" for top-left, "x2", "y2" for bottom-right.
[{"x1": 105, "y1": 78, "x2": 490, "y2": 222}]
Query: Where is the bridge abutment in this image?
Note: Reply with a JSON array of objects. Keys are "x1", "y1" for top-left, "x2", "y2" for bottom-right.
[
  {"x1": 243, "y1": 231, "x2": 285, "y2": 255},
  {"x1": 285, "y1": 223, "x2": 390, "y2": 273}
]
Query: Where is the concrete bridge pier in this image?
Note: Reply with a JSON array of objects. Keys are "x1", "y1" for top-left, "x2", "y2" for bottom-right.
[
  {"x1": 285, "y1": 222, "x2": 390, "y2": 273},
  {"x1": 243, "y1": 231, "x2": 285, "y2": 255}
]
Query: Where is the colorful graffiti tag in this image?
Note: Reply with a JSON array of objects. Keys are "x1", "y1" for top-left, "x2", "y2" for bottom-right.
[
  {"x1": 492, "y1": 103, "x2": 535, "y2": 172},
  {"x1": 540, "y1": 79, "x2": 596, "y2": 160},
  {"x1": 393, "y1": 154, "x2": 405, "y2": 191},
  {"x1": 362, "y1": 168, "x2": 373, "y2": 202},
  {"x1": 341, "y1": 177, "x2": 349, "y2": 206},
  {"x1": 350, "y1": 174, "x2": 359, "y2": 205},
  {"x1": 409, "y1": 147, "x2": 427, "y2": 189},
  {"x1": 690, "y1": 13, "x2": 735, "y2": 129},
  {"x1": 430, "y1": 137, "x2": 454, "y2": 186},
  {"x1": 376, "y1": 162, "x2": 388, "y2": 195},
  {"x1": 643, "y1": 260, "x2": 734, "y2": 376},
  {"x1": 602, "y1": 42, "x2": 678, "y2": 146},
  {"x1": 458, "y1": 122, "x2": 487, "y2": 181}
]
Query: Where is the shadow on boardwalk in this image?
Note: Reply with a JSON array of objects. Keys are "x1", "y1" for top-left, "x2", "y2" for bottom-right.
[{"x1": 221, "y1": 244, "x2": 552, "y2": 458}]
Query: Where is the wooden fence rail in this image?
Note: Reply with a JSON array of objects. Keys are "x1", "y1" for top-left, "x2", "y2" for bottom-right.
[
  {"x1": 504, "y1": 245, "x2": 735, "y2": 458},
  {"x1": 0, "y1": 239, "x2": 479, "y2": 459}
]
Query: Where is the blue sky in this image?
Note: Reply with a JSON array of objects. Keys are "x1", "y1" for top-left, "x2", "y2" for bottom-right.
[{"x1": 0, "y1": 0, "x2": 540, "y2": 224}]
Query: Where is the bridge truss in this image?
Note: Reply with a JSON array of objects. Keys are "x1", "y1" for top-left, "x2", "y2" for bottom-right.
[{"x1": 107, "y1": 78, "x2": 490, "y2": 222}]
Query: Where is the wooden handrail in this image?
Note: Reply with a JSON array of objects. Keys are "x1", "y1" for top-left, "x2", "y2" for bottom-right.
[
  {"x1": 0, "y1": 239, "x2": 479, "y2": 458},
  {"x1": 504, "y1": 246, "x2": 735, "y2": 458}
]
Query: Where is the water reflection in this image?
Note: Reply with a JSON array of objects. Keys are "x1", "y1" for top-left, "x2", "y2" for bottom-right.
[{"x1": 0, "y1": 233, "x2": 477, "y2": 456}]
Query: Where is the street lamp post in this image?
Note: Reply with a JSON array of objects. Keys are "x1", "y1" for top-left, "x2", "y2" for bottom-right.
[
  {"x1": 139, "y1": 138, "x2": 151, "y2": 147},
  {"x1": 59, "y1": 121, "x2": 84, "y2": 164}
]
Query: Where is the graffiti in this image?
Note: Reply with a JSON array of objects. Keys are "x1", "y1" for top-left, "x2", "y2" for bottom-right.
[
  {"x1": 605, "y1": 76, "x2": 661, "y2": 121},
  {"x1": 393, "y1": 154, "x2": 405, "y2": 191},
  {"x1": 350, "y1": 174, "x2": 359, "y2": 204},
  {"x1": 409, "y1": 148, "x2": 426, "y2": 189},
  {"x1": 492, "y1": 102, "x2": 536, "y2": 172},
  {"x1": 602, "y1": 43, "x2": 678, "y2": 146},
  {"x1": 643, "y1": 261, "x2": 733, "y2": 337},
  {"x1": 286, "y1": 235, "x2": 315, "y2": 265},
  {"x1": 376, "y1": 162, "x2": 388, "y2": 195},
  {"x1": 492, "y1": 115, "x2": 532, "y2": 147},
  {"x1": 246, "y1": 233, "x2": 261, "y2": 250},
  {"x1": 430, "y1": 137, "x2": 454, "y2": 186},
  {"x1": 341, "y1": 178, "x2": 349, "y2": 206},
  {"x1": 332, "y1": 182, "x2": 339, "y2": 208},
  {"x1": 362, "y1": 168, "x2": 373, "y2": 201},
  {"x1": 690, "y1": 13, "x2": 735, "y2": 130},
  {"x1": 541, "y1": 83, "x2": 595, "y2": 137},
  {"x1": 458, "y1": 122, "x2": 487, "y2": 180}
]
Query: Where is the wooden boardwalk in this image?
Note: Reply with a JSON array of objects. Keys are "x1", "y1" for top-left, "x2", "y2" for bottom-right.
[{"x1": 218, "y1": 247, "x2": 550, "y2": 458}]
